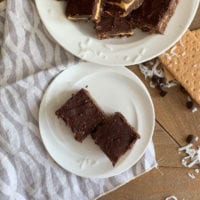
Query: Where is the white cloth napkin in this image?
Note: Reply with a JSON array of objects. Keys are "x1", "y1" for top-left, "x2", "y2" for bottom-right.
[{"x1": 0, "y1": 0, "x2": 157, "y2": 199}]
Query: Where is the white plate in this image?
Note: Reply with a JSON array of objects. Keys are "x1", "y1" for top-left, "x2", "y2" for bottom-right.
[
  {"x1": 39, "y1": 62, "x2": 155, "y2": 178},
  {"x1": 35, "y1": 0, "x2": 199, "y2": 66}
]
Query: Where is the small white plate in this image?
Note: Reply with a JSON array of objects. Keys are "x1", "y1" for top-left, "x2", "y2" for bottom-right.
[
  {"x1": 39, "y1": 62, "x2": 155, "y2": 178},
  {"x1": 35, "y1": 0, "x2": 199, "y2": 66}
]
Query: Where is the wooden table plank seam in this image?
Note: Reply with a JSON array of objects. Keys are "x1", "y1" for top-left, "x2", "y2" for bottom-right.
[{"x1": 156, "y1": 120, "x2": 182, "y2": 147}]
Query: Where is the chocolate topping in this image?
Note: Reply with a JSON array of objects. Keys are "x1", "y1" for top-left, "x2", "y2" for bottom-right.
[
  {"x1": 95, "y1": 10, "x2": 134, "y2": 39},
  {"x1": 130, "y1": 0, "x2": 179, "y2": 34},
  {"x1": 92, "y1": 112, "x2": 140, "y2": 166},
  {"x1": 55, "y1": 89, "x2": 105, "y2": 142},
  {"x1": 65, "y1": 0, "x2": 179, "y2": 38}
]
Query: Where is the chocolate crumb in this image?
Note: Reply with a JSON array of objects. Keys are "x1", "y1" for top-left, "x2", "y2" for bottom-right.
[
  {"x1": 186, "y1": 101, "x2": 193, "y2": 109},
  {"x1": 160, "y1": 77, "x2": 166, "y2": 85},
  {"x1": 151, "y1": 75, "x2": 166, "y2": 86},
  {"x1": 186, "y1": 134, "x2": 198, "y2": 144},
  {"x1": 159, "y1": 89, "x2": 167, "y2": 97},
  {"x1": 151, "y1": 75, "x2": 168, "y2": 97},
  {"x1": 180, "y1": 85, "x2": 187, "y2": 94},
  {"x1": 151, "y1": 75, "x2": 158, "y2": 83},
  {"x1": 85, "y1": 85, "x2": 88, "y2": 88}
]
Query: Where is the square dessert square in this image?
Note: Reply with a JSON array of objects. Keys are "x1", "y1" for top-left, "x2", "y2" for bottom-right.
[
  {"x1": 92, "y1": 112, "x2": 140, "y2": 166},
  {"x1": 95, "y1": 9, "x2": 134, "y2": 39},
  {"x1": 66, "y1": 0, "x2": 103, "y2": 21},
  {"x1": 55, "y1": 89, "x2": 105, "y2": 142},
  {"x1": 106, "y1": 0, "x2": 144, "y2": 16},
  {"x1": 130, "y1": 0, "x2": 179, "y2": 34}
]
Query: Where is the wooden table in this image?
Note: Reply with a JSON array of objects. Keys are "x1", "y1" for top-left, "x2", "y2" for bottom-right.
[{"x1": 100, "y1": 6, "x2": 200, "y2": 200}]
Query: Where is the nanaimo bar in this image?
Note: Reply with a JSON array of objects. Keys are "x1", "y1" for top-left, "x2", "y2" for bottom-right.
[
  {"x1": 95, "y1": 11, "x2": 134, "y2": 39},
  {"x1": 66, "y1": 0, "x2": 103, "y2": 21}
]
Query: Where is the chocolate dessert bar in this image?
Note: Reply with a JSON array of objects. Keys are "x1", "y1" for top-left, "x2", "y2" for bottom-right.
[
  {"x1": 95, "y1": 11, "x2": 134, "y2": 39},
  {"x1": 130, "y1": 0, "x2": 179, "y2": 34},
  {"x1": 92, "y1": 112, "x2": 140, "y2": 166},
  {"x1": 66, "y1": 0, "x2": 103, "y2": 21},
  {"x1": 106, "y1": 0, "x2": 144, "y2": 16},
  {"x1": 55, "y1": 89, "x2": 105, "y2": 142}
]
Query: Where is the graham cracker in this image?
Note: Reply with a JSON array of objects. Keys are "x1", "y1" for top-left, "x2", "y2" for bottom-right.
[
  {"x1": 159, "y1": 30, "x2": 200, "y2": 105},
  {"x1": 192, "y1": 29, "x2": 200, "y2": 41},
  {"x1": 161, "y1": 29, "x2": 200, "y2": 82},
  {"x1": 163, "y1": 66, "x2": 175, "y2": 82}
]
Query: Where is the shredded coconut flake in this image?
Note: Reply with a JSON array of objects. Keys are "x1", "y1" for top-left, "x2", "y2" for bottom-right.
[
  {"x1": 170, "y1": 46, "x2": 180, "y2": 58},
  {"x1": 165, "y1": 53, "x2": 173, "y2": 60},
  {"x1": 149, "y1": 61, "x2": 154, "y2": 65},
  {"x1": 187, "y1": 96, "x2": 192, "y2": 101},
  {"x1": 152, "y1": 59, "x2": 164, "y2": 77},
  {"x1": 188, "y1": 172, "x2": 196, "y2": 179},
  {"x1": 138, "y1": 64, "x2": 154, "y2": 79},
  {"x1": 192, "y1": 107, "x2": 198, "y2": 113},
  {"x1": 195, "y1": 168, "x2": 200, "y2": 174},
  {"x1": 181, "y1": 52, "x2": 186, "y2": 56},
  {"x1": 150, "y1": 81, "x2": 156, "y2": 88},
  {"x1": 165, "y1": 195, "x2": 178, "y2": 200},
  {"x1": 164, "y1": 81, "x2": 178, "y2": 88},
  {"x1": 178, "y1": 143, "x2": 193, "y2": 151},
  {"x1": 179, "y1": 39, "x2": 184, "y2": 48},
  {"x1": 193, "y1": 64, "x2": 197, "y2": 67},
  {"x1": 139, "y1": 59, "x2": 163, "y2": 80},
  {"x1": 170, "y1": 45, "x2": 177, "y2": 53},
  {"x1": 139, "y1": 59, "x2": 177, "y2": 88},
  {"x1": 179, "y1": 144, "x2": 200, "y2": 168}
]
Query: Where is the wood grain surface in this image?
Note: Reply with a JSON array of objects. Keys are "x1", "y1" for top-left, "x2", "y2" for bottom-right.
[{"x1": 99, "y1": 5, "x2": 200, "y2": 200}]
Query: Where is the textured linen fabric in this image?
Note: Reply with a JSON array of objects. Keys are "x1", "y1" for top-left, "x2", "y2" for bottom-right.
[{"x1": 0, "y1": 0, "x2": 157, "y2": 199}]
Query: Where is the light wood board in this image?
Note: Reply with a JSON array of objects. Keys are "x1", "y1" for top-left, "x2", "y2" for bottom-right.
[{"x1": 99, "y1": 5, "x2": 200, "y2": 200}]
